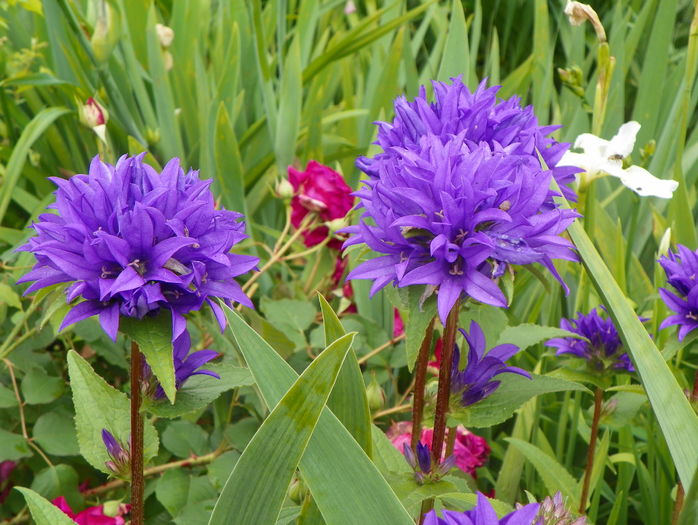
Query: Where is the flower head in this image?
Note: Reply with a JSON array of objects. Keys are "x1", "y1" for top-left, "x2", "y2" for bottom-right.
[
  {"x1": 531, "y1": 492, "x2": 587, "y2": 525},
  {"x1": 18, "y1": 154, "x2": 258, "y2": 343},
  {"x1": 423, "y1": 492, "x2": 540, "y2": 525},
  {"x1": 558, "y1": 122, "x2": 678, "y2": 199},
  {"x1": 344, "y1": 78, "x2": 579, "y2": 322},
  {"x1": 288, "y1": 160, "x2": 354, "y2": 249},
  {"x1": 451, "y1": 321, "x2": 531, "y2": 406},
  {"x1": 546, "y1": 308, "x2": 634, "y2": 372},
  {"x1": 388, "y1": 421, "x2": 490, "y2": 477},
  {"x1": 658, "y1": 245, "x2": 698, "y2": 340}
]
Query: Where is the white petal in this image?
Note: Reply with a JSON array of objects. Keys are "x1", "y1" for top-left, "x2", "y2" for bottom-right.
[
  {"x1": 616, "y1": 165, "x2": 678, "y2": 199},
  {"x1": 558, "y1": 150, "x2": 603, "y2": 176},
  {"x1": 574, "y1": 133, "x2": 609, "y2": 159},
  {"x1": 607, "y1": 121, "x2": 641, "y2": 159}
]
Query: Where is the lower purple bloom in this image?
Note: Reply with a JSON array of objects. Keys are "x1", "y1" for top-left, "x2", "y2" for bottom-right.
[
  {"x1": 423, "y1": 492, "x2": 540, "y2": 525},
  {"x1": 658, "y1": 245, "x2": 698, "y2": 340},
  {"x1": 546, "y1": 308, "x2": 634, "y2": 373},
  {"x1": 451, "y1": 321, "x2": 531, "y2": 407}
]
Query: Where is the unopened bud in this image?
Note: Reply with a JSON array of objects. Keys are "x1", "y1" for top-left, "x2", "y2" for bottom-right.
[
  {"x1": 658, "y1": 228, "x2": 672, "y2": 257},
  {"x1": 79, "y1": 97, "x2": 108, "y2": 128},
  {"x1": 162, "y1": 50, "x2": 173, "y2": 71},
  {"x1": 287, "y1": 476, "x2": 306, "y2": 504},
  {"x1": 155, "y1": 24, "x2": 174, "y2": 48},
  {"x1": 366, "y1": 373, "x2": 385, "y2": 411},
  {"x1": 91, "y1": 1, "x2": 121, "y2": 63},
  {"x1": 275, "y1": 178, "x2": 294, "y2": 200},
  {"x1": 146, "y1": 127, "x2": 161, "y2": 145},
  {"x1": 326, "y1": 217, "x2": 348, "y2": 234},
  {"x1": 640, "y1": 139, "x2": 656, "y2": 161}
]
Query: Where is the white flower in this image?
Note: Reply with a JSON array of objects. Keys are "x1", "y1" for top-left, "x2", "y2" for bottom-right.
[{"x1": 558, "y1": 121, "x2": 678, "y2": 199}]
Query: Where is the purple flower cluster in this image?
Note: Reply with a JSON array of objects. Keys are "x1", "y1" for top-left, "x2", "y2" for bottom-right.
[
  {"x1": 546, "y1": 308, "x2": 634, "y2": 373},
  {"x1": 18, "y1": 154, "x2": 258, "y2": 342},
  {"x1": 451, "y1": 321, "x2": 531, "y2": 406},
  {"x1": 658, "y1": 245, "x2": 698, "y2": 341},
  {"x1": 402, "y1": 441, "x2": 455, "y2": 484},
  {"x1": 423, "y1": 492, "x2": 539, "y2": 525},
  {"x1": 344, "y1": 77, "x2": 580, "y2": 322},
  {"x1": 101, "y1": 429, "x2": 130, "y2": 476}
]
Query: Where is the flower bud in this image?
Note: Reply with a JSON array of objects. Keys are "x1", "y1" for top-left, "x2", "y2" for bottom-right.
[
  {"x1": 91, "y1": 1, "x2": 121, "y2": 63},
  {"x1": 287, "y1": 476, "x2": 306, "y2": 504},
  {"x1": 146, "y1": 127, "x2": 161, "y2": 145},
  {"x1": 658, "y1": 228, "x2": 672, "y2": 257},
  {"x1": 366, "y1": 374, "x2": 385, "y2": 411},
  {"x1": 155, "y1": 24, "x2": 174, "y2": 48},
  {"x1": 79, "y1": 97, "x2": 108, "y2": 128},
  {"x1": 275, "y1": 178, "x2": 294, "y2": 200},
  {"x1": 326, "y1": 217, "x2": 347, "y2": 234},
  {"x1": 563, "y1": 1, "x2": 606, "y2": 43}
]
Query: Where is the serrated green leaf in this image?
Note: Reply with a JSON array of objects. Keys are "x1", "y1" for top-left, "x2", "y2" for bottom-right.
[
  {"x1": 505, "y1": 437, "x2": 580, "y2": 509},
  {"x1": 20, "y1": 367, "x2": 64, "y2": 405},
  {"x1": 162, "y1": 420, "x2": 210, "y2": 458},
  {"x1": 221, "y1": 305, "x2": 413, "y2": 525},
  {"x1": 318, "y1": 294, "x2": 372, "y2": 456},
  {"x1": 33, "y1": 407, "x2": 80, "y2": 456},
  {"x1": 15, "y1": 487, "x2": 76, "y2": 525},
  {"x1": 144, "y1": 362, "x2": 253, "y2": 418},
  {"x1": 67, "y1": 350, "x2": 158, "y2": 474},
  {"x1": 208, "y1": 332, "x2": 355, "y2": 525},
  {"x1": 449, "y1": 374, "x2": 589, "y2": 428},
  {"x1": 0, "y1": 428, "x2": 31, "y2": 462},
  {"x1": 121, "y1": 312, "x2": 176, "y2": 403}
]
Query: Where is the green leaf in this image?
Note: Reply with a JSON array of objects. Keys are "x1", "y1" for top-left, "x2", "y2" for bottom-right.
[
  {"x1": 221, "y1": 305, "x2": 413, "y2": 525},
  {"x1": 679, "y1": 464, "x2": 698, "y2": 525},
  {"x1": 449, "y1": 374, "x2": 589, "y2": 428},
  {"x1": 0, "y1": 107, "x2": 70, "y2": 224},
  {"x1": 0, "y1": 428, "x2": 31, "y2": 462},
  {"x1": 33, "y1": 407, "x2": 80, "y2": 456},
  {"x1": 144, "y1": 361, "x2": 253, "y2": 418},
  {"x1": 318, "y1": 294, "x2": 372, "y2": 456},
  {"x1": 438, "y1": 493, "x2": 514, "y2": 516},
  {"x1": 156, "y1": 469, "x2": 191, "y2": 517},
  {"x1": 553, "y1": 178, "x2": 698, "y2": 488},
  {"x1": 505, "y1": 437, "x2": 580, "y2": 509},
  {"x1": 275, "y1": 36, "x2": 302, "y2": 172},
  {"x1": 121, "y1": 312, "x2": 176, "y2": 403},
  {"x1": 0, "y1": 283, "x2": 21, "y2": 309},
  {"x1": 208, "y1": 331, "x2": 356, "y2": 525},
  {"x1": 162, "y1": 420, "x2": 210, "y2": 458},
  {"x1": 260, "y1": 298, "x2": 317, "y2": 334},
  {"x1": 437, "y1": 0, "x2": 470, "y2": 84},
  {"x1": 20, "y1": 367, "x2": 64, "y2": 405},
  {"x1": 15, "y1": 487, "x2": 76, "y2": 525},
  {"x1": 495, "y1": 324, "x2": 583, "y2": 351},
  {"x1": 394, "y1": 286, "x2": 436, "y2": 372},
  {"x1": 67, "y1": 350, "x2": 159, "y2": 474},
  {"x1": 30, "y1": 465, "x2": 81, "y2": 507}
]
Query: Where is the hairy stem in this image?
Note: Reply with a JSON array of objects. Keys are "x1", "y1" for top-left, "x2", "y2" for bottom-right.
[
  {"x1": 411, "y1": 319, "x2": 435, "y2": 450},
  {"x1": 130, "y1": 341, "x2": 145, "y2": 525},
  {"x1": 579, "y1": 387, "x2": 603, "y2": 513},
  {"x1": 431, "y1": 301, "x2": 460, "y2": 464}
]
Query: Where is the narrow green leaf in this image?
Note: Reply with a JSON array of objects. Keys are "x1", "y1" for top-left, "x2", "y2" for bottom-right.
[
  {"x1": 0, "y1": 107, "x2": 69, "y2": 223},
  {"x1": 678, "y1": 464, "x2": 698, "y2": 525},
  {"x1": 67, "y1": 350, "x2": 159, "y2": 474},
  {"x1": 221, "y1": 305, "x2": 413, "y2": 525},
  {"x1": 275, "y1": 36, "x2": 302, "y2": 172},
  {"x1": 213, "y1": 103, "x2": 248, "y2": 217},
  {"x1": 15, "y1": 487, "x2": 76, "y2": 525},
  {"x1": 121, "y1": 312, "x2": 176, "y2": 403},
  {"x1": 437, "y1": 0, "x2": 470, "y2": 83},
  {"x1": 448, "y1": 374, "x2": 589, "y2": 428},
  {"x1": 506, "y1": 437, "x2": 580, "y2": 509},
  {"x1": 318, "y1": 294, "x2": 373, "y2": 455},
  {"x1": 208, "y1": 332, "x2": 355, "y2": 525}
]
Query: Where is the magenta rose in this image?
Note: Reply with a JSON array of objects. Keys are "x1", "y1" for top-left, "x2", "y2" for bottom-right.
[{"x1": 288, "y1": 161, "x2": 354, "y2": 249}]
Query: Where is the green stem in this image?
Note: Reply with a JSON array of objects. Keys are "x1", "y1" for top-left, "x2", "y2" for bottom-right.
[
  {"x1": 580, "y1": 387, "x2": 603, "y2": 513},
  {"x1": 130, "y1": 341, "x2": 145, "y2": 525}
]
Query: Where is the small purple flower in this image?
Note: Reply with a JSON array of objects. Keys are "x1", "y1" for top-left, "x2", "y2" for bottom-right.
[
  {"x1": 102, "y1": 429, "x2": 130, "y2": 476},
  {"x1": 658, "y1": 245, "x2": 698, "y2": 341},
  {"x1": 146, "y1": 329, "x2": 221, "y2": 399},
  {"x1": 451, "y1": 321, "x2": 531, "y2": 407},
  {"x1": 416, "y1": 441, "x2": 431, "y2": 473},
  {"x1": 343, "y1": 78, "x2": 580, "y2": 322},
  {"x1": 402, "y1": 441, "x2": 454, "y2": 485},
  {"x1": 423, "y1": 492, "x2": 540, "y2": 525},
  {"x1": 18, "y1": 154, "x2": 258, "y2": 343},
  {"x1": 532, "y1": 491, "x2": 587, "y2": 525},
  {"x1": 546, "y1": 308, "x2": 634, "y2": 373}
]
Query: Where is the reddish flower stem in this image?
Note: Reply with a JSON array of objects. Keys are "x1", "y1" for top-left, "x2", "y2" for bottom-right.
[
  {"x1": 410, "y1": 319, "x2": 435, "y2": 450},
  {"x1": 130, "y1": 341, "x2": 144, "y2": 525},
  {"x1": 579, "y1": 387, "x2": 603, "y2": 513},
  {"x1": 444, "y1": 425, "x2": 457, "y2": 457},
  {"x1": 431, "y1": 301, "x2": 460, "y2": 465}
]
